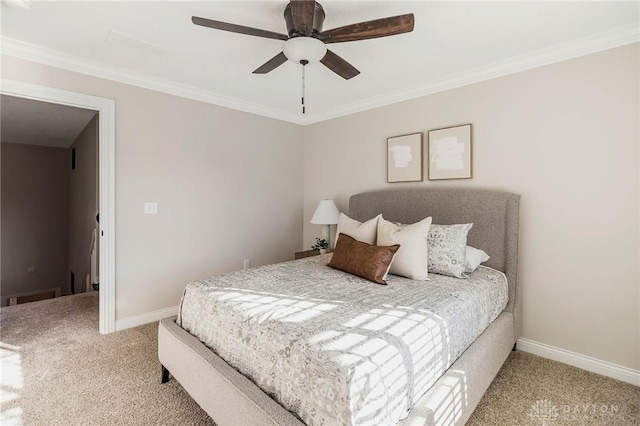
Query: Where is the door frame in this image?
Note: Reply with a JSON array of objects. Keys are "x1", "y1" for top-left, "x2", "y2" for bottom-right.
[{"x1": 1, "y1": 79, "x2": 116, "y2": 333}]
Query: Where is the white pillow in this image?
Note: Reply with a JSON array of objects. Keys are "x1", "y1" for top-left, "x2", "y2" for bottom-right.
[
  {"x1": 377, "y1": 216, "x2": 432, "y2": 280},
  {"x1": 464, "y1": 246, "x2": 490, "y2": 273},
  {"x1": 335, "y1": 213, "x2": 381, "y2": 245}
]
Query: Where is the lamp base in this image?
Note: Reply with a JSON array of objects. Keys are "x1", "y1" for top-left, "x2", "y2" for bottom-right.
[{"x1": 321, "y1": 224, "x2": 331, "y2": 248}]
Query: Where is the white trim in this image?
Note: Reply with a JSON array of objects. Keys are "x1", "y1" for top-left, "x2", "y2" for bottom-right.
[
  {"x1": 517, "y1": 337, "x2": 640, "y2": 386},
  {"x1": 1, "y1": 36, "x2": 304, "y2": 125},
  {"x1": 2, "y1": 23, "x2": 638, "y2": 125},
  {"x1": 115, "y1": 305, "x2": 179, "y2": 332},
  {"x1": 0, "y1": 79, "x2": 117, "y2": 334},
  {"x1": 299, "y1": 23, "x2": 640, "y2": 124}
]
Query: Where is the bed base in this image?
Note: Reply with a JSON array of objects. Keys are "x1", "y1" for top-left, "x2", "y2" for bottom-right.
[
  {"x1": 159, "y1": 187, "x2": 521, "y2": 426},
  {"x1": 161, "y1": 366, "x2": 170, "y2": 384},
  {"x1": 159, "y1": 311, "x2": 514, "y2": 426},
  {"x1": 159, "y1": 316, "x2": 302, "y2": 426}
]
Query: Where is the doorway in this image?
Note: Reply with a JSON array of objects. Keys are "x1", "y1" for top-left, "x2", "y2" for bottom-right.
[{"x1": 1, "y1": 80, "x2": 115, "y2": 333}]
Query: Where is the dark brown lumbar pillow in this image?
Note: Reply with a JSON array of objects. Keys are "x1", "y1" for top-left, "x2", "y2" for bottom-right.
[{"x1": 327, "y1": 234, "x2": 400, "y2": 285}]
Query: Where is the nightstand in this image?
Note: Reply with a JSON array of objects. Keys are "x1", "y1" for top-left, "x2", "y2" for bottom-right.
[{"x1": 294, "y1": 249, "x2": 332, "y2": 260}]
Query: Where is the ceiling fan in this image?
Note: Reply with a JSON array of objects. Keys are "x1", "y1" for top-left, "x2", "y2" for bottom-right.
[{"x1": 192, "y1": 0, "x2": 415, "y2": 80}]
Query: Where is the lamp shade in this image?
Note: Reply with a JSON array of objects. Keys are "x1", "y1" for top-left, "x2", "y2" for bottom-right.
[{"x1": 310, "y1": 199, "x2": 340, "y2": 225}]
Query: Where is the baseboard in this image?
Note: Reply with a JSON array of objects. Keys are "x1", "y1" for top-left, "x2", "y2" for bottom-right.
[
  {"x1": 517, "y1": 337, "x2": 640, "y2": 386},
  {"x1": 115, "y1": 305, "x2": 179, "y2": 331}
]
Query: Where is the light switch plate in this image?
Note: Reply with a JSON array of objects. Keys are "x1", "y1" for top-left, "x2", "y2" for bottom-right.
[{"x1": 144, "y1": 202, "x2": 158, "y2": 215}]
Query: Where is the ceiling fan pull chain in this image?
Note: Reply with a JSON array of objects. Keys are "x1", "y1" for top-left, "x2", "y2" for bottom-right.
[{"x1": 301, "y1": 59, "x2": 308, "y2": 114}]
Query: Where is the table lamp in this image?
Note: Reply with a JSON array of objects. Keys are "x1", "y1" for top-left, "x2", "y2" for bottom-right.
[{"x1": 310, "y1": 199, "x2": 340, "y2": 248}]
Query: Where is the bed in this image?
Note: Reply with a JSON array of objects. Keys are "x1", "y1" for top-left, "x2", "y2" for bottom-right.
[{"x1": 158, "y1": 187, "x2": 521, "y2": 426}]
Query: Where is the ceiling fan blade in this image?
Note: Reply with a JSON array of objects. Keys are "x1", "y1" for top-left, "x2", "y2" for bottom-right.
[
  {"x1": 289, "y1": 0, "x2": 316, "y2": 36},
  {"x1": 192, "y1": 16, "x2": 288, "y2": 41},
  {"x1": 319, "y1": 13, "x2": 414, "y2": 44},
  {"x1": 320, "y1": 50, "x2": 360, "y2": 80},
  {"x1": 253, "y1": 52, "x2": 288, "y2": 74}
]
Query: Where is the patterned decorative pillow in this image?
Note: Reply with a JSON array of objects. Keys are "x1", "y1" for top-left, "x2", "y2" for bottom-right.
[
  {"x1": 377, "y1": 216, "x2": 432, "y2": 280},
  {"x1": 328, "y1": 234, "x2": 400, "y2": 285},
  {"x1": 335, "y1": 213, "x2": 381, "y2": 245},
  {"x1": 428, "y1": 224, "x2": 473, "y2": 278}
]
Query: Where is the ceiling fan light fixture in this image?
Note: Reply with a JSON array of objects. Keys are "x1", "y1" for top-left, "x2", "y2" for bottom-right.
[{"x1": 283, "y1": 37, "x2": 327, "y2": 64}]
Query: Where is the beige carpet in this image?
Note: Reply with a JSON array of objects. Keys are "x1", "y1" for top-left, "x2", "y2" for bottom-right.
[
  {"x1": 468, "y1": 352, "x2": 639, "y2": 426},
  {"x1": 1, "y1": 293, "x2": 214, "y2": 426},
  {"x1": 1, "y1": 293, "x2": 638, "y2": 425}
]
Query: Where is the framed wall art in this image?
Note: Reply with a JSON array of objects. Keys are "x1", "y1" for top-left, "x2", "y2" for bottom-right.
[
  {"x1": 428, "y1": 124, "x2": 472, "y2": 180},
  {"x1": 387, "y1": 133, "x2": 423, "y2": 183}
]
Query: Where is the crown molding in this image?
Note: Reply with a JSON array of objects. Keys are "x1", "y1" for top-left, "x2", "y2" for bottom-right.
[
  {"x1": 0, "y1": 36, "x2": 306, "y2": 125},
  {"x1": 299, "y1": 23, "x2": 640, "y2": 125},
  {"x1": 2, "y1": 22, "x2": 638, "y2": 126}
]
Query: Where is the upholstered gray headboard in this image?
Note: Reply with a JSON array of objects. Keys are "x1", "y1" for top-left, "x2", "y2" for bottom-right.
[{"x1": 349, "y1": 187, "x2": 521, "y2": 337}]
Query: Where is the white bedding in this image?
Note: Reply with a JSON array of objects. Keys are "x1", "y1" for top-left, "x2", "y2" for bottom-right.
[{"x1": 178, "y1": 254, "x2": 508, "y2": 426}]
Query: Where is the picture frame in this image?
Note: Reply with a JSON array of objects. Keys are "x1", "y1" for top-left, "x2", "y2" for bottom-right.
[
  {"x1": 387, "y1": 133, "x2": 423, "y2": 183},
  {"x1": 428, "y1": 124, "x2": 472, "y2": 180}
]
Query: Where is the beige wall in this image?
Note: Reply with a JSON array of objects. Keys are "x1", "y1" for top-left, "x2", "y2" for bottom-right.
[
  {"x1": 1, "y1": 55, "x2": 304, "y2": 319},
  {"x1": 1, "y1": 142, "x2": 70, "y2": 298},
  {"x1": 2, "y1": 44, "x2": 637, "y2": 371},
  {"x1": 302, "y1": 44, "x2": 639, "y2": 370},
  {"x1": 69, "y1": 115, "x2": 98, "y2": 293}
]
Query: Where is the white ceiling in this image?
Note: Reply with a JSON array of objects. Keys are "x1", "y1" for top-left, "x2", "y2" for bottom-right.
[
  {"x1": 1, "y1": 95, "x2": 97, "y2": 148},
  {"x1": 1, "y1": 1, "x2": 638, "y2": 124}
]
